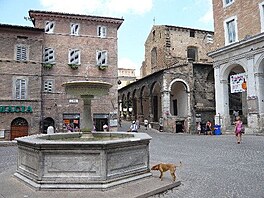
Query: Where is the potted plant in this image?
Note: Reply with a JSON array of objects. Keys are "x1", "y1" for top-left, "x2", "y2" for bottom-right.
[
  {"x1": 68, "y1": 64, "x2": 79, "y2": 70},
  {"x1": 42, "y1": 63, "x2": 54, "y2": 69},
  {"x1": 98, "y1": 65, "x2": 108, "y2": 70}
]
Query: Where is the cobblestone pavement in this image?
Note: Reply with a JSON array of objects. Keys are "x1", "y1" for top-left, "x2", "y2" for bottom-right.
[
  {"x1": 1, "y1": 123, "x2": 264, "y2": 198},
  {"x1": 119, "y1": 121, "x2": 264, "y2": 198},
  {"x1": 0, "y1": 146, "x2": 17, "y2": 174}
]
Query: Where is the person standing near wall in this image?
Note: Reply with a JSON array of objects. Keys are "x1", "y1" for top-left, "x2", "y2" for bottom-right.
[
  {"x1": 197, "y1": 122, "x2": 201, "y2": 135},
  {"x1": 144, "y1": 119, "x2": 149, "y2": 130},
  {"x1": 159, "y1": 117, "x2": 164, "y2": 132},
  {"x1": 118, "y1": 117, "x2": 122, "y2": 127},
  {"x1": 205, "y1": 120, "x2": 212, "y2": 135}
]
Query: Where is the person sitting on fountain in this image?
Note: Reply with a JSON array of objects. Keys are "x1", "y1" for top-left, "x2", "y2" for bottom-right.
[
  {"x1": 66, "y1": 124, "x2": 73, "y2": 132},
  {"x1": 130, "y1": 121, "x2": 138, "y2": 132},
  {"x1": 103, "y1": 123, "x2": 108, "y2": 132}
]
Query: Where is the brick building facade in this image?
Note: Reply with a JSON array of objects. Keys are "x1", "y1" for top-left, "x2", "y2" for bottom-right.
[
  {"x1": 0, "y1": 10, "x2": 123, "y2": 140},
  {"x1": 208, "y1": 0, "x2": 264, "y2": 134},
  {"x1": 119, "y1": 25, "x2": 215, "y2": 133}
]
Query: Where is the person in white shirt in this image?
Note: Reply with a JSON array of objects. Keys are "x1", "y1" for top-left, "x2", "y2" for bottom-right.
[
  {"x1": 103, "y1": 124, "x2": 108, "y2": 132},
  {"x1": 144, "y1": 119, "x2": 149, "y2": 130},
  {"x1": 47, "y1": 125, "x2": 54, "y2": 134},
  {"x1": 130, "y1": 121, "x2": 138, "y2": 132}
]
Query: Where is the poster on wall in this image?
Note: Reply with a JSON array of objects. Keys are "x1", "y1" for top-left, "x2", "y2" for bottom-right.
[
  {"x1": 230, "y1": 73, "x2": 246, "y2": 93},
  {"x1": 109, "y1": 112, "x2": 118, "y2": 127}
]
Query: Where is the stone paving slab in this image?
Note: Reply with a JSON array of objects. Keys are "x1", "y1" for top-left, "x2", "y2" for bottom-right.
[{"x1": 0, "y1": 165, "x2": 181, "y2": 198}]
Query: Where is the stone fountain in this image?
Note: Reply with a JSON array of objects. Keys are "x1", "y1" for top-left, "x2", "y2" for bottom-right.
[{"x1": 14, "y1": 81, "x2": 152, "y2": 190}]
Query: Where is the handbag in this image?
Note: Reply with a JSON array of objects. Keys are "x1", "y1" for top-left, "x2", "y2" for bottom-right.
[{"x1": 241, "y1": 125, "x2": 245, "y2": 134}]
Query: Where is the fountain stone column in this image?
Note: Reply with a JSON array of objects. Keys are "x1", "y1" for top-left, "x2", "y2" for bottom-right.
[{"x1": 81, "y1": 95, "x2": 94, "y2": 131}]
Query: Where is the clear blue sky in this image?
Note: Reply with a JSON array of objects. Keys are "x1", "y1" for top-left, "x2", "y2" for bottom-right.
[{"x1": 0, "y1": 0, "x2": 214, "y2": 76}]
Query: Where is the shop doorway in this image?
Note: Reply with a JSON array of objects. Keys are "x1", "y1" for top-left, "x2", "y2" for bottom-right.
[
  {"x1": 63, "y1": 113, "x2": 80, "y2": 132},
  {"x1": 10, "y1": 117, "x2": 28, "y2": 140},
  {"x1": 176, "y1": 121, "x2": 184, "y2": 133},
  {"x1": 93, "y1": 113, "x2": 109, "y2": 131}
]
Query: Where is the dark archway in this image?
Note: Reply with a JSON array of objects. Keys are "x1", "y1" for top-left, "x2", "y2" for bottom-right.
[
  {"x1": 43, "y1": 117, "x2": 55, "y2": 133},
  {"x1": 228, "y1": 65, "x2": 247, "y2": 124}
]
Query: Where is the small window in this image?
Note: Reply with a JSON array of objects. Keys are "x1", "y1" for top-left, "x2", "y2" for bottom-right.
[
  {"x1": 16, "y1": 45, "x2": 28, "y2": 61},
  {"x1": 97, "y1": 26, "x2": 107, "y2": 38},
  {"x1": 224, "y1": 16, "x2": 237, "y2": 45},
  {"x1": 45, "y1": 21, "x2": 55, "y2": 33},
  {"x1": 96, "y1": 50, "x2": 107, "y2": 65},
  {"x1": 205, "y1": 33, "x2": 214, "y2": 43},
  {"x1": 68, "y1": 49, "x2": 80, "y2": 65},
  {"x1": 223, "y1": 0, "x2": 234, "y2": 7},
  {"x1": 43, "y1": 80, "x2": 53, "y2": 93},
  {"x1": 151, "y1": 47, "x2": 157, "y2": 68},
  {"x1": 15, "y1": 79, "x2": 26, "y2": 99},
  {"x1": 190, "y1": 30, "x2": 195, "y2": 37},
  {"x1": 70, "y1": 23, "x2": 79, "y2": 35},
  {"x1": 187, "y1": 47, "x2": 197, "y2": 61},
  {"x1": 44, "y1": 48, "x2": 55, "y2": 63}
]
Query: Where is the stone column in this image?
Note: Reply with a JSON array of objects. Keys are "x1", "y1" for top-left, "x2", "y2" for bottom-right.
[
  {"x1": 246, "y1": 55, "x2": 258, "y2": 132},
  {"x1": 81, "y1": 95, "x2": 94, "y2": 131},
  {"x1": 148, "y1": 94, "x2": 153, "y2": 122},
  {"x1": 161, "y1": 90, "x2": 170, "y2": 132},
  {"x1": 214, "y1": 64, "x2": 226, "y2": 128},
  {"x1": 161, "y1": 90, "x2": 170, "y2": 117}
]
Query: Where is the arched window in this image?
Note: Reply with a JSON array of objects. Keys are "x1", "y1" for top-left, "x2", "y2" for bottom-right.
[{"x1": 151, "y1": 47, "x2": 157, "y2": 69}]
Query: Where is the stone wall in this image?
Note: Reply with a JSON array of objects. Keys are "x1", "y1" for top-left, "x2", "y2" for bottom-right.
[{"x1": 141, "y1": 25, "x2": 214, "y2": 77}]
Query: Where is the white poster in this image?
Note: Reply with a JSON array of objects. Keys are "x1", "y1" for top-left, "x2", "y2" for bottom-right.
[{"x1": 230, "y1": 73, "x2": 246, "y2": 93}]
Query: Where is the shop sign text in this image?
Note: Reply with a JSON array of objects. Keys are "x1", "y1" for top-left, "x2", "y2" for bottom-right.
[{"x1": 0, "y1": 106, "x2": 33, "y2": 113}]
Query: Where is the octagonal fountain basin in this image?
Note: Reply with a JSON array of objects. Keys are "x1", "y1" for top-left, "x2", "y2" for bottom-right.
[{"x1": 14, "y1": 132, "x2": 152, "y2": 190}]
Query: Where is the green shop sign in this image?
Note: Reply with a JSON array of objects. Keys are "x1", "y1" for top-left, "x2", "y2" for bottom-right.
[{"x1": 0, "y1": 106, "x2": 33, "y2": 113}]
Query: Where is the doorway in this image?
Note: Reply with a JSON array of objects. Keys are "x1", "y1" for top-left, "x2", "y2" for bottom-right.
[{"x1": 10, "y1": 117, "x2": 28, "y2": 140}]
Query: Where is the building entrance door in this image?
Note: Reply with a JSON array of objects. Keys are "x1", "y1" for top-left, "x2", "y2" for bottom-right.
[{"x1": 10, "y1": 117, "x2": 28, "y2": 140}]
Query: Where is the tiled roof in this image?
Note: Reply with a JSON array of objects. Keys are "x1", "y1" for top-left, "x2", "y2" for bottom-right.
[{"x1": 0, "y1": 23, "x2": 44, "y2": 32}]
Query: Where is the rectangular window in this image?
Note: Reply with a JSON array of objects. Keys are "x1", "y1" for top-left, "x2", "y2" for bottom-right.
[
  {"x1": 15, "y1": 79, "x2": 26, "y2": 99},
  {"x1": 16, "y1": 45, "x2": 28, "y2": 61},
  {"x1": 96, "y1": 50, "x2": 107, "y2": 65},
  {"x1": 97, "y1": 26, "x2": 107, "y2": 38},
  {"x1": 224, "y1": 16, "x2": 237, "y2": 45},
  {"x1": 190, "y1": 30, "x2": 195, "y2": 37},
  {"x1": 43, "y1": 80, "x2": 53, "y2": 93},
  {"x1": 45, "y1": 21, "x2": 55, "y2": 33},
  {"x1": 70, "y1": 23, "x2": 79, "y2": 35},
  {"x1": 68, "y1": 49, "x2": 80, "y2": 64},
  {"x1": 44, "y1": 48, "x2": 55, "y2": 63},
  {"x1": 223, "y1": 0, "x2": 234, "y2": 7}
]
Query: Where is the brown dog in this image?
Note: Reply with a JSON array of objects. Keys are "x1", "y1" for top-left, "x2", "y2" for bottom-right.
[{"x1": 151, "y1": 162, "x2": 182, "y2": 181}]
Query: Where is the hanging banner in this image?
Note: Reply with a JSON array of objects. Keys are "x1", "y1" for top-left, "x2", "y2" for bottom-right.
[{"x1": 230, "y1": 73, "x2": 246, "y2": 93}]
